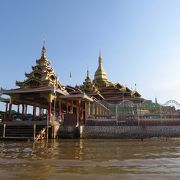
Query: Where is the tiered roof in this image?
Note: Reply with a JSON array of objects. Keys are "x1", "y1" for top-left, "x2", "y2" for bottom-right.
[
  {"x1": 77, "y1": 69, "x2": 104, "y2": 99},
  {"x1": 16, "y1": 45, "x2": 67, "y2": 94},
  {"x1": 80, "y1": 53, "x2": 143, "y2": 103}
]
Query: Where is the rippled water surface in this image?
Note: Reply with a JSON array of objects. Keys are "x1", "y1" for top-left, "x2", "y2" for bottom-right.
[{"x1": 0, "y1": 139, "x2": 180, "y2": 179}]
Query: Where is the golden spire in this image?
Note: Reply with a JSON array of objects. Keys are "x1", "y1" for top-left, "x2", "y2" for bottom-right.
[
  {"x1": 98, "y1": 51, "x2": 102, "y2": 65},
  {"x1": 87, "y1": 67, "x2": 90, "y2": 78},
  {"x1": 94, "y1": 52, "x2": 108, "y2": 83},
  {"x1": 41, "y1": 40, "x2": 46, "y2": 59}
]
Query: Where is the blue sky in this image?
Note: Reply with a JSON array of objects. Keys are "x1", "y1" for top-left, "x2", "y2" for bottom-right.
[{"x1": 0, "y1": 0, "x2": 180, "y2": 104}]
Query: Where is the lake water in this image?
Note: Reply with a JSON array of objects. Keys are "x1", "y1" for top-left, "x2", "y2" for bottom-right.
[{"x1": 0, "y1": 138, "x2": 180, "y2": 180}]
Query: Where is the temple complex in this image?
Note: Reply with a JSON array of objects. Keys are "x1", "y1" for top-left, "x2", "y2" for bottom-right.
[
  {"x1": 79, "y1": 53, "x2": 143, "y2": 103},
  {"x1": 0, "y1": 45, "x2": 111, "y2": 139},
  {"x1": 1, "y1": 45, "x2": 180, "y2": 139}
]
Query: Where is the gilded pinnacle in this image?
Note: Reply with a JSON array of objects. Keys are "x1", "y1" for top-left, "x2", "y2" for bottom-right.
[{"x1": 41, "y1": 42, "x2": 46, "y2": 58}]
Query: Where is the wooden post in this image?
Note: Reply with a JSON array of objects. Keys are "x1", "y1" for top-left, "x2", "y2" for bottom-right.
[
  {"x1": 25, "y1": 105, "x2": 28, "y2": 115},
  {"x1": 99, "y1": 107, "x2": 101, "y2": 117},
  {"x1": 83, "y1": 101, "x2": 86, "y2": 124},
  {"x1": 22, "y1": 104, "x2": 24, "y2": 116},
  {"x1": 48, "y1": 102, "x2": 52, "y2": 122},
  {"x1": 33, "y1": 106, "x2": 36, "y2": 120},
  {"x1": 33, "y1": 123, "x2": 36, "y2": 140},
  {"x1": 88, "y1": 102, "x2": 91, "y2": 116},
  {"x1": 85, "y1": 102, "x2": 88, "y2": 121},
  {"x1": 5, "y1": 103, "x2": 8, "y2": 121},
  {"x1": 17, "y1": 105, "x2": 20, "y2": 114},
  {"x1": 92, "y1": 103, "x2": 95, "y2": 117},
  {"x1": 3, "y1": 124, "x2": 6, "y2": 138},
  {"x1": 95, "y1": 105, "x2": 97, "y2": 119},
  {"x1": 24, "y1": 104, "x2": 26, "y2": 115},
  {"x1": 98, "y1": 107, "x2": 100, "y2": 119},
  {"x1": 33, "y1": 106, "x2": 36, "y2": 116},
  {"x1": 79, "y1": 100, "x2": 83, "y2": 125},
  {"x1": 76, "y1": 100, "x2": 81, "y2": 127},
  {"x1": 47, "y1": 94, "x2": 53, "y2": 140},
  {"x1": 90, "y1": 103, "x2": 92, "y2": 117},
  {"x1": 5, "y1": 103, "x2": 8, "y2": 114},
  {"x1": 8, "y1": 102, "x2": 12, "y2": 120},
  {"x1": 94, "y1": 104, "x2": 96, "y2": 119},
  {"x1": 71, "y1": 100, "x2": 73, "y2": 113},
  {"x1": 79, "y1": 100, "x2": 81, "y2": 125},
  {"x1": 58, "y1": 100, "x2": 62, "y2": 121},
  {"x1": 66, "y1": 100, "x2": 69, "y2": 114},
  {"x1": 39, "y1": 107, "x2": 42, "y2": 116}
]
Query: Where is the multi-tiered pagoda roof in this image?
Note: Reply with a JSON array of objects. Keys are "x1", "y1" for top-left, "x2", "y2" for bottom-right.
[
  {"x1": 79, "y1": 53, "x2": 143, "y2": 103},
  {"x1": 16, "y1": 45, "x2": 67, "y2": 94}
]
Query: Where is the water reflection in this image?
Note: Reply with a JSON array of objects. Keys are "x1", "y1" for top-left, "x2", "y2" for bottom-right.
[{"x1": 0, "y1": 139, "x2": 180, "y2": 179}]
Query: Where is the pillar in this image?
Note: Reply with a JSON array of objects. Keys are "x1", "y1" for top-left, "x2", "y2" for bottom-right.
[
  {"x1": 94, "y1": 105, "x2": 97, "y2": 119},
  {"x1": 96, "y1": 106, "x2": 99, "y2": 119},
  {"x1": 5, "y1": 102, "x2": 8, "y2": 113},
  {"x1": 103, "y1": 109, "x2": 105, "y2": 119},
  {"x1": 90, "y1": 103, "x2": 93, "y2": 116},
  {"x1": 41, "y1": 108, "x2": 44, "y2": 116},
  {"x1": 24, "y1": 104, "x2": 26, "y2": 115},
  {"x1": 48, "y1": 94, "x2": 53, "y2": 123},
  {"x1": 70, "y1": 100, "x2": 73, "y2": 113},
  {"x1": 88, "y1": 102, "x2": 91, "y2": 116},
  {"x1": 58, "y1": 100, "x2": 62, "y2": 122},
  {"x1": 99, "y1": 107, "x2": 101, "y2": 119},
  {"x1": 22, "y1": 104, "x2": 24, "y2": 116},
  {"x1": 33, "y1": 106, "x2": 36, "y2": 120},
  {"x1": 92, "y1": 103, "x2": 95, "y2": 116},
  {"x1": 85, "y1": 102, "x2": 88, "y2": 121},
  {"x1": 5, "y1": 102, "x2": 8, "y2": 114},
  {"x1": 82, "y1": 101, "x2": 86, "y2": 124},
  {"x1": 80, "y1": 100, "x2": 83, "y2": 123},
  {"x1": 8, "y1": 100, "x2": 12, "y2": 121},
  {"x1": 17, "y1": 105, "x2": 20, "y2": 114},
  {"x1": 25, "y1": 105, "x2": 28, "y2": 115},
  {"x1": 76, "y1": 100, "x2": 81, "y2": 127},
  {"x1": 5, "y1": 102, "x2": 9, "y2": 121},
  {"x1": 48, "y1": 102, "x2": 52, "y2": 121},
  {"x1": 66, "y1": 100, "x2": 69, "y2": 114},
  {"x1": 39, "y1": 107, "x2": 42, "y2": 116}
]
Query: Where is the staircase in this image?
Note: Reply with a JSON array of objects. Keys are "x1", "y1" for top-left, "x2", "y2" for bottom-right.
[{"x1": 0, "y1": 122, "x2": 48, "y2": 140}]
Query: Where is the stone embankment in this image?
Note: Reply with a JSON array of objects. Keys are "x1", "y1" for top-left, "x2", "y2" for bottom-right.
[{"x1": 81, "y1": 125, "x2": 180, "y2": 138}]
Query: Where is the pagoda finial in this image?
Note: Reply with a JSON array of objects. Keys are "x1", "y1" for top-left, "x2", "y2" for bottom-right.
[
  {"x1": 98, "y1": 50, "x2": 102, "y2": 65},
  {"x1": 94, "y1": 51, "x2": 108, "y2": 83},
  {"x1": 41, "y1": 40, "x2": 46, "y2": 58},
  {"x1": 87, "y1": 67, "x2": 90, "y2": 78}
]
